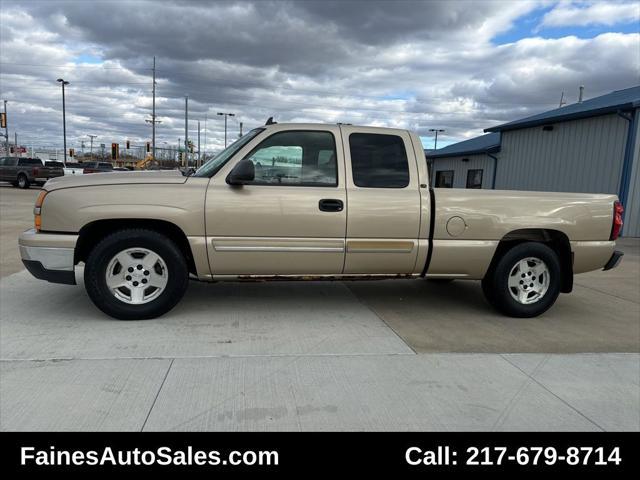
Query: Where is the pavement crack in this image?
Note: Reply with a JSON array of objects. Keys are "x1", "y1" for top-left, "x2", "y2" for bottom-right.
[
  {"x1": 141, "y1": 358, "x2": 174, "y2": 432},
  {"x1": 500, "y1": 354, "x2": 605, "y2": 431}
]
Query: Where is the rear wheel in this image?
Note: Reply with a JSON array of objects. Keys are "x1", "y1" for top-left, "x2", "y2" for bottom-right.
[
  {"x1": 17, "y1": 174, "x2": 30, "y2": 189},
  {"x1": 482, "y1": 242, "x2": 561, "y2": 317},
  {"x1": 84, "y1": 229, "x2": 189, "y2": 320}
]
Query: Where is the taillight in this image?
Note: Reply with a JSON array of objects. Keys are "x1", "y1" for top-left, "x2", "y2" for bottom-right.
[
  {"x1": 83, "y1": 168, "x2": 91, "y2": 174},
  {"x1": 34, "y1": 190, "x2": 47, "y2": 231},
  {"x1": 610, "y1": 201, "x2": 624, "y2": 240},
  {"x1": 32, "y1": 167, "x2": 39, "y2": 176}
]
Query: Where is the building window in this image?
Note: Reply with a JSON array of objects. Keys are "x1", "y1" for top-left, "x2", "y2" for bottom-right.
[
  {"x1": 349, "y1": 133, "x2": 409, "y2": 188},
  {"x1": 466, "y1": 169, "x2": 483, "y2": 189},
  {"x1": 435, "y1": 170, "x2": 454, "y2": 188}
]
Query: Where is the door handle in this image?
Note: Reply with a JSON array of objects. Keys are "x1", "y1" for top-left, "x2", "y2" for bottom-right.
[{"x1": 319, "y1": 199, "x2": 344, "y2": 212}]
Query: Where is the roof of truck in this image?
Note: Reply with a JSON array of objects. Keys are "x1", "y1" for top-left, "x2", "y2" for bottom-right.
[{"x1": 260, "y1": 122, "x2": 411, "y2": 135}]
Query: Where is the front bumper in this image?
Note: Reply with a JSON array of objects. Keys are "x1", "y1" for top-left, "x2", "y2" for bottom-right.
[{"x1": 18, "y1": 229, "x2": 78, "y2": 284}]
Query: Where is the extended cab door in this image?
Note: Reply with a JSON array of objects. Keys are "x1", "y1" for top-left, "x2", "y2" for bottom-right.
[
  {"x1": 340, "y1": 126, "x2": 424, "y2": 274},
  {"x1": 204, "y1": 125, "x2": 347, "y2": 276}
]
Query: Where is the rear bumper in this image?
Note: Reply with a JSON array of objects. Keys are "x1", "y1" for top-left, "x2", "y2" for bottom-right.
[
  {"x1": 603, "y1": 250, "x2": 624, "y2": 271},
  {"x1": 18, "y1": 229, "x2": 77, "y2": 285}
]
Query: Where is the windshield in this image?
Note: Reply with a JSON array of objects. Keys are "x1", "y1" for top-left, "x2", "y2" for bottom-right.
[{"x1": 194, "y1": 128, "x2": 264, "y2": 177}]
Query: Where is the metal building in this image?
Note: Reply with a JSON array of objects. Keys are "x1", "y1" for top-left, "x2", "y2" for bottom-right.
[{"x1": 427, "y1": 86, "x2": 640, "y2": 236}]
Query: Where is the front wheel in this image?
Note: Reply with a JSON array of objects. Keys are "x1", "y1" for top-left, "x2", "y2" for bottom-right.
[
  {"x1": 482, "y1": 242, "x2": 561, "y2": 318},
  {"x1": 17, "y1": 174, "x2": 30, "y2": 189},
  {"x1": 84, "y1": 229, "x2": 189, "y2": 320}
]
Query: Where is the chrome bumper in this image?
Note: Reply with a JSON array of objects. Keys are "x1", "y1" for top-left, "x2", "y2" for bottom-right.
[{"x1": 18, "y1": 229, "x2": 77, "y2": 284}]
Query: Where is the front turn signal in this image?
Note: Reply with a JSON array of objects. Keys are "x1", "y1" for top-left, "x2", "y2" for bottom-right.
[{"x1": 34, "y1": 190, "x2": 47, "y2": 231}]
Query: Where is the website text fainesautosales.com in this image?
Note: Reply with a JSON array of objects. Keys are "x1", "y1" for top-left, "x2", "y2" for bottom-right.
[{"x1": 20, "y1": 446, "x2": 279, "y2": 467}]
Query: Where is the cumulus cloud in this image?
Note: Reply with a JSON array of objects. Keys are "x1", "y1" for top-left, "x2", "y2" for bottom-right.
[
  {"x1": 540, "y1": 0, "x2": 640, "y2": 28},
  {"x1": 0, "y1": 0, "x2": 638, "y2": 154}
]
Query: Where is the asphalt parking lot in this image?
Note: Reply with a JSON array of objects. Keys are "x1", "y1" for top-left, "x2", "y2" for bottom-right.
[{"x1": 1, "y1": 183, "x2": 639, "y2": 431}]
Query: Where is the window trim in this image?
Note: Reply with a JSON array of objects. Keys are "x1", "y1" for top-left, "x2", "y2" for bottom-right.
[
  {"x1": 466, "y1": 168, "x2": 483, "y2": 189},
  {"x1": 348, "y1": 132, "x2": 410, "y2": 189},
  {"x1": 241, "y1": 129, "x2": 339, "y2": 188},
  {"x1": 435, "y1": 170, "x2": 455, "y2": 188}
]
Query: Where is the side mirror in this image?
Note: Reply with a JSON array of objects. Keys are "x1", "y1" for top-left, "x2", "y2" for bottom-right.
[{"x1": 226, "y1": 159, "x2": 255, "y2": 185}]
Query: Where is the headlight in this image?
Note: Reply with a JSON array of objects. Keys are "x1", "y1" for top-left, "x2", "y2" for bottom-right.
[{"x1": 34, "y1": 190, "x2": 47, "y2": 231}]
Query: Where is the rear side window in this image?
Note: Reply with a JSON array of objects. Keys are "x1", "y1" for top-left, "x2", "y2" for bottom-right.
[
  {"x1": 349, "y1": 133, "x2": 409, "y2": 188},
  {"x1": 19, "y1": 158, "x2": 43, "y2": 166},
  {"x1": 46, "y1": 161, "x2": 64, "y2": 167}
]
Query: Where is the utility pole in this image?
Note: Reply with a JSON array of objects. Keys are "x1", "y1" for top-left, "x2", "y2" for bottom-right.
[
  {"x1": 217, "y1": 112, "x2": 235, "y2": 147},
  {"x1": 197, "y1": 120, "x2": 201, "y2": 167},
  {"x1": 88, "y1": 134, "x2": 97, "y2": 160},
  {"x1": 145, "y1": 58, "x2": 161, "y2": 157},
  {"x1": 152, "y1": 56, "x2": 156, "y2": 160},
  {"x1": 184, "y1": 96, "x2": 188, "y2": 167},
  {"x1": 57, "y1": 78, "x2": 70, "y2": 165},
  {"x1": 239, "y1": 121, "x2": 243, "y2": 138},
  {"x1": 14, "y1": 132, "x2": 17, "y2": 153},
  {"x1": 2, "y1": 100, "x2": 8, "y2": 156},
  {"x1": 203, "y1": 113, "x2": 207, "y2": 161}
]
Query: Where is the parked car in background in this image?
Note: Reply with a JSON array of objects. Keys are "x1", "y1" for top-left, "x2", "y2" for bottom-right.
[
  {"x1": 62, "y1": 162, "x2": 85, "y2": 176},
  {"x1": 0, "y1": 156, "x2": 64, "y2": 188},
  {"x1": 82, "y1": 162, "x2": 114, "y2": 174},
  {"x1": 18, "y1": 123, "x2": 624, "y2": 320}
]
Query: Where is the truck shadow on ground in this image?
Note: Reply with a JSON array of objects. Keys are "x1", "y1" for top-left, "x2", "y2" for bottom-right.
[{"x1": 1, "y1": 271, "x2": 637, "y2": 357}]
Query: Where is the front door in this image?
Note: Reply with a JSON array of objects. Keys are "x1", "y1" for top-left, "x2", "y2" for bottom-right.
[{"x1": 205, "y1": 125, "x2": 347, "y2": 276}]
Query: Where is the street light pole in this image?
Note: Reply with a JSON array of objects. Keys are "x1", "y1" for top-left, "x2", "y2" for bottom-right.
[
  {"x1": 3, "y1": 100, "x2": 9, "y2": 157},
  {"x1": 57, "y1": 78, "x2": 70, "y2": 166},
  {"x1": 88, "y1": 134, "x2": 97, "y2": 161},
  {"x1": 429, "y1": 128, "x2": 445, "y2": 151},
  {"x1": 197, "y1": 120, "x2": 201, "y2": 168},
  {"x1": 184, "y1": 95, "x2": 188, "y2": 167},
  {"x1": 428, "y1": 128, "x2": 445, "y2": 186},
  {"x1": 217, "y1": 112, "x2": 235, "y2": 148}
]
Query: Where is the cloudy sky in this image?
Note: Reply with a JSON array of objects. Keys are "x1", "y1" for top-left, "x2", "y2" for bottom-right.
[{"x1": 0, "y1": 0, "x2": 638, "y2": 155}]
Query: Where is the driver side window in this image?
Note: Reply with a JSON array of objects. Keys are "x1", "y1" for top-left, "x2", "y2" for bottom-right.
[{"x1": 243, "y1": 130, "x2": 337, "y2": 186}]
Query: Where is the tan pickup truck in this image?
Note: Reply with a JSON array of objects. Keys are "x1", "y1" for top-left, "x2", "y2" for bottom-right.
[{"x1": 18, "y1": 123, "x2": 624, "y2": 320}]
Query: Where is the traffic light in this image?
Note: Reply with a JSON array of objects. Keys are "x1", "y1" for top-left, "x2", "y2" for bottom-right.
[
  {"x1": 126, "y1": 140, "x2": 130, "y2": 149},
  {"x1": 111, "y1": 143, "x2": 119, "y2": 160},
  {"x1": 146, "y1": 142, "x2": 150, "y2": 153},
  {"x1": 0, "y1": 112, "x2": 6, "y2": 129},
  {"x1": 9, "y1": 146, "x2": 14, "y2": 153},
  {"x1": 69, "y1": 148, "x2": 74, "y2": 157}
]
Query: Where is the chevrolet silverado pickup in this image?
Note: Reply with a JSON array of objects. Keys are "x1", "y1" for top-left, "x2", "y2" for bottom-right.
[
  {"x1": 0, "y1": 157, "x2": 64, "y2": 188},
  {"x1": 18, "y1": 123, "x2": 624, "y2": 320}
]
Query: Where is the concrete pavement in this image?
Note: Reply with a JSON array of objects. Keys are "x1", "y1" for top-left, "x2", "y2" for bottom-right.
[{"x1": 1, "y1": 267, "x2": 638, "y2": 431}]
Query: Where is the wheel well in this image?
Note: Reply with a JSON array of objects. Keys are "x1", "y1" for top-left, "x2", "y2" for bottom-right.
[
  {"x1": 74, "y1": 219, "x2": 197, "y2": 275},
  {"x1": 487, "y1": 229, "x2": 573, "y2": 293}
]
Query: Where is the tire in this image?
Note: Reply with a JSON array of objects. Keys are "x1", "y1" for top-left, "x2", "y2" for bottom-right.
[
  {"x1": 84, "y1": 229, "x2": 189, "y2": 320},
  {"x1": 17, "y1": 174, "x2": 30, "y2": 189},
  {"x1": 482, "y1": 242, "x2": 561, "y2": 318}
]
